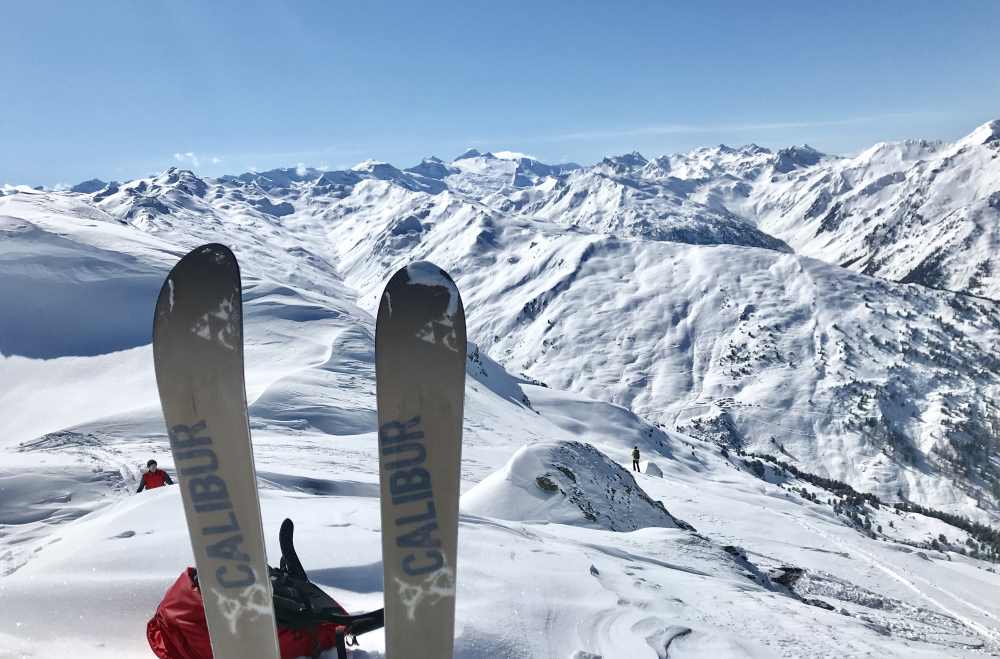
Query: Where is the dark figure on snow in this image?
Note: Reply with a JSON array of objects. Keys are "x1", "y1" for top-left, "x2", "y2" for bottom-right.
[
  {"x1": 632, "y1": 446, "x2": 641, "y2": 472},
  {"x1": 137, "y1": 459, "x2": 174, "y2": 493}
]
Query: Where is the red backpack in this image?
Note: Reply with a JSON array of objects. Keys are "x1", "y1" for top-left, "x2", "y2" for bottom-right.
[{"x1": 147, "y1": 519, "x2": 383, "y2": 659}]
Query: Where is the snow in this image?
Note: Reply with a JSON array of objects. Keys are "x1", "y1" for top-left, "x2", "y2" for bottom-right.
[
  {"x1": 640, "y1": 461, "x2": 663, "y2": 477},
  {"x1": 744, "y1": 124, "x2": 1000, "y2": 299},
  {"x1": 352, "y1": 159, "x2": 390, "y2": 172},
  {"x1": 2, "y1": 121, "x2": 1000, "y2": 657},
  {"x1": 955, "y1": 120, "x2": 1000, "y2": 149},
  {"x1": 491, "y1": 150, "x2": 536, "y2": 161},
  {"x1": 461, "y1": 441, "x2": 683, "y2": 531}
]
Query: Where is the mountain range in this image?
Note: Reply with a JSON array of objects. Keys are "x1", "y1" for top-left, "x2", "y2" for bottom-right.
[
  {"x1": 2, "y1": 121, "x2": 1000, "y2": 657},
  {"x1": 9, "y1": 120, "x2": 997, "y2": 519}
]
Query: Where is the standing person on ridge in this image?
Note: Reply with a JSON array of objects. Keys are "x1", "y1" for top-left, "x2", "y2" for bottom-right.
[
  {"x1": 632, "y1": 446, "x2": 641, "y2": 472},
  {"x1": 136, "y1": 459, "x2": 174, "y2": 493}
]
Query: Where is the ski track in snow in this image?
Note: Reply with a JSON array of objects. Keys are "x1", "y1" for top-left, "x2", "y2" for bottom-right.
[{"x1": 786, "y1": 508, "x2": 1000, "y2": 650}]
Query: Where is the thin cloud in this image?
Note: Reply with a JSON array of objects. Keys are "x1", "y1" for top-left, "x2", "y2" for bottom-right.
[
  {"x1": 187, "y1": 147, "x2": 370, "y2": 176},
  {"x1": 173, "y1": 152, "x2": 200, "y2": 167},
  {"x1": 494, "y1": 112, "x2": 942, "y2": 145}
]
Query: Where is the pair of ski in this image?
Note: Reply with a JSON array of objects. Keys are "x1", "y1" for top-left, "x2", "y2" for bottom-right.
[{"x1": 152, "y1": 244, "x2": 466, "y2": 658}]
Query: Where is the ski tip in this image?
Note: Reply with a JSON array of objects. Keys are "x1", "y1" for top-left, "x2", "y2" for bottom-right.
[
  {"x1": 391, "y1": 261, "x2": 460, "y2": 297},
  {"x1": 388, "y1": 261, "x2": 457, "y2": 290},
  {"x1": 184, "y1": 243, "x2": 238, "y2": 267},
  {"x1": 383, "y1": 261, "x2": 463, "y2": 316},
  {"x1": 161, "y1": 244, "x2": 239, "y2": 287},
  {"x1": 377, "y1": 261, "x2": 466, "y2": 349},
  {"x1": 153, "y1": 243, "x2": 242, "y2": 339}
]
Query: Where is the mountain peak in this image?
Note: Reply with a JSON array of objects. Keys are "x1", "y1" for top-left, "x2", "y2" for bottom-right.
[
  {"x1": 957, "y1": 119, "x2": 1000, "y2": 148},
  {"x1": 351, "y1": 159, "x2": 388, "y2": 171},
  {"x1": 152, "y1": 167, "x2": 207, "y2": 196},
  {"x1": 492, "y1": 150, "x2": 536, "y2": 161},
  {"x1": 70, "y1": 178, "x2": 110, "y2": 194},
  {"x1": 455, "y1": 147, "x2": 482, "y2": 160},
  {"x1": 603, "y1": 151, "x2": 648, "y2": 168},
  {"x1": 157, "y1": 166, "x2": 199, "y2": 178},
  {"x1": 773, "y1": 144, "x2": 824, "y2": 172},
  {"x1": 406, "y1": 157, "x2": 454, "y2": 180}
]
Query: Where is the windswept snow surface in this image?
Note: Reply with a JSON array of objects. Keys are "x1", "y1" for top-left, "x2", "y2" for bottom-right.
[
  {"x1": 461, "y1": 441, "x2": 687, "y2": 531},
  {"x1": 3, "y1": 123, "x2": 1000, "y2": 658},
  {"x1": 744, "y1": 128, "x2": 1000, "y2": 298}
]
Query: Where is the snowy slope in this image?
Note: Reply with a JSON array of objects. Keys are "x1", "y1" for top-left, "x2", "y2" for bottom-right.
[
  {"x1": 3, "y1": 268, "x2": 998, "y2": 659},
  {"x1": 609, "y1": 121, "x2": 1000, "y2": 302},
  {"x1": 296, "y1": 177, "x2": 1000, "y2": 520},
  {"x1": 2, "y1": 124, "x2": 1000, "y2": 658},
  {"x1": 491, "y1": 166, "x2": 789, "y2": 249},
  {"x1": 461, "y1": 440, "x2": 690, "y2": 531},
  {"x1": 747, "y1": 122, "x2": 1000, "y2": 299},
  {"x1": 8, "y1": 132, "x2": 999, "y2": 520}
]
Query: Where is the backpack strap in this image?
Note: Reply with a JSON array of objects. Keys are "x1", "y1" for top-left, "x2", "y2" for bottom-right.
[
  {"x1": 272, "y1": 518, "x2": 386, "y2": 648},
  {"x1": 279, "y1": 518, "x2": 309, "y2": 580},
  {"x1": 335, "y1": 628, "x2": 348, "y2": 659}
]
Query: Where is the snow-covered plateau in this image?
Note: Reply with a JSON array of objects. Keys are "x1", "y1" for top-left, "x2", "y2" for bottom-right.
[{"x1": 1, "y1": 121, "x2": 999, "y2": 658}]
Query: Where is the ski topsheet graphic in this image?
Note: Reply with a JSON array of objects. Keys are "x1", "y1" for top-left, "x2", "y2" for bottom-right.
[
  {"x1": 376, "y1": 262, "x2": 467, "y2": 658},
  {"x1": 152, "y1": 244, "x2": 280, "y2": 659}
]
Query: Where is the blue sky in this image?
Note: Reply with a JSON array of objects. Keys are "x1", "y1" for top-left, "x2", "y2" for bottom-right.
[{"x1": 2, "y1": 1, "x2": 999, "y2": 186}]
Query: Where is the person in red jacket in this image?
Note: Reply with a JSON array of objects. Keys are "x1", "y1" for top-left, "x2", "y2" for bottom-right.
[{"x1": 137, "y1": 459, "x2": 174, "y2": 493}]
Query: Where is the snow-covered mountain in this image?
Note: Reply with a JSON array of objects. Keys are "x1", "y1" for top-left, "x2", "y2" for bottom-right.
[
  {"x1": 746, "y1": 122, "x2": 1000, "y2": 298},
  {"x1": 43, "y1": 126, "x2": 1000, "y2": 522},
  {"x1": 2, "y1": 122, "x2": 1000, "y2": 657}
]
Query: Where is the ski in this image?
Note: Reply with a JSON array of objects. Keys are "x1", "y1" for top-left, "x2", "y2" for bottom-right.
[
  {"x1": 152, "y1": 244, "x2": 280, "y2": 659},
  {"x1": 375, "y1": 262, "x2": 467, "y2": 658}
]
